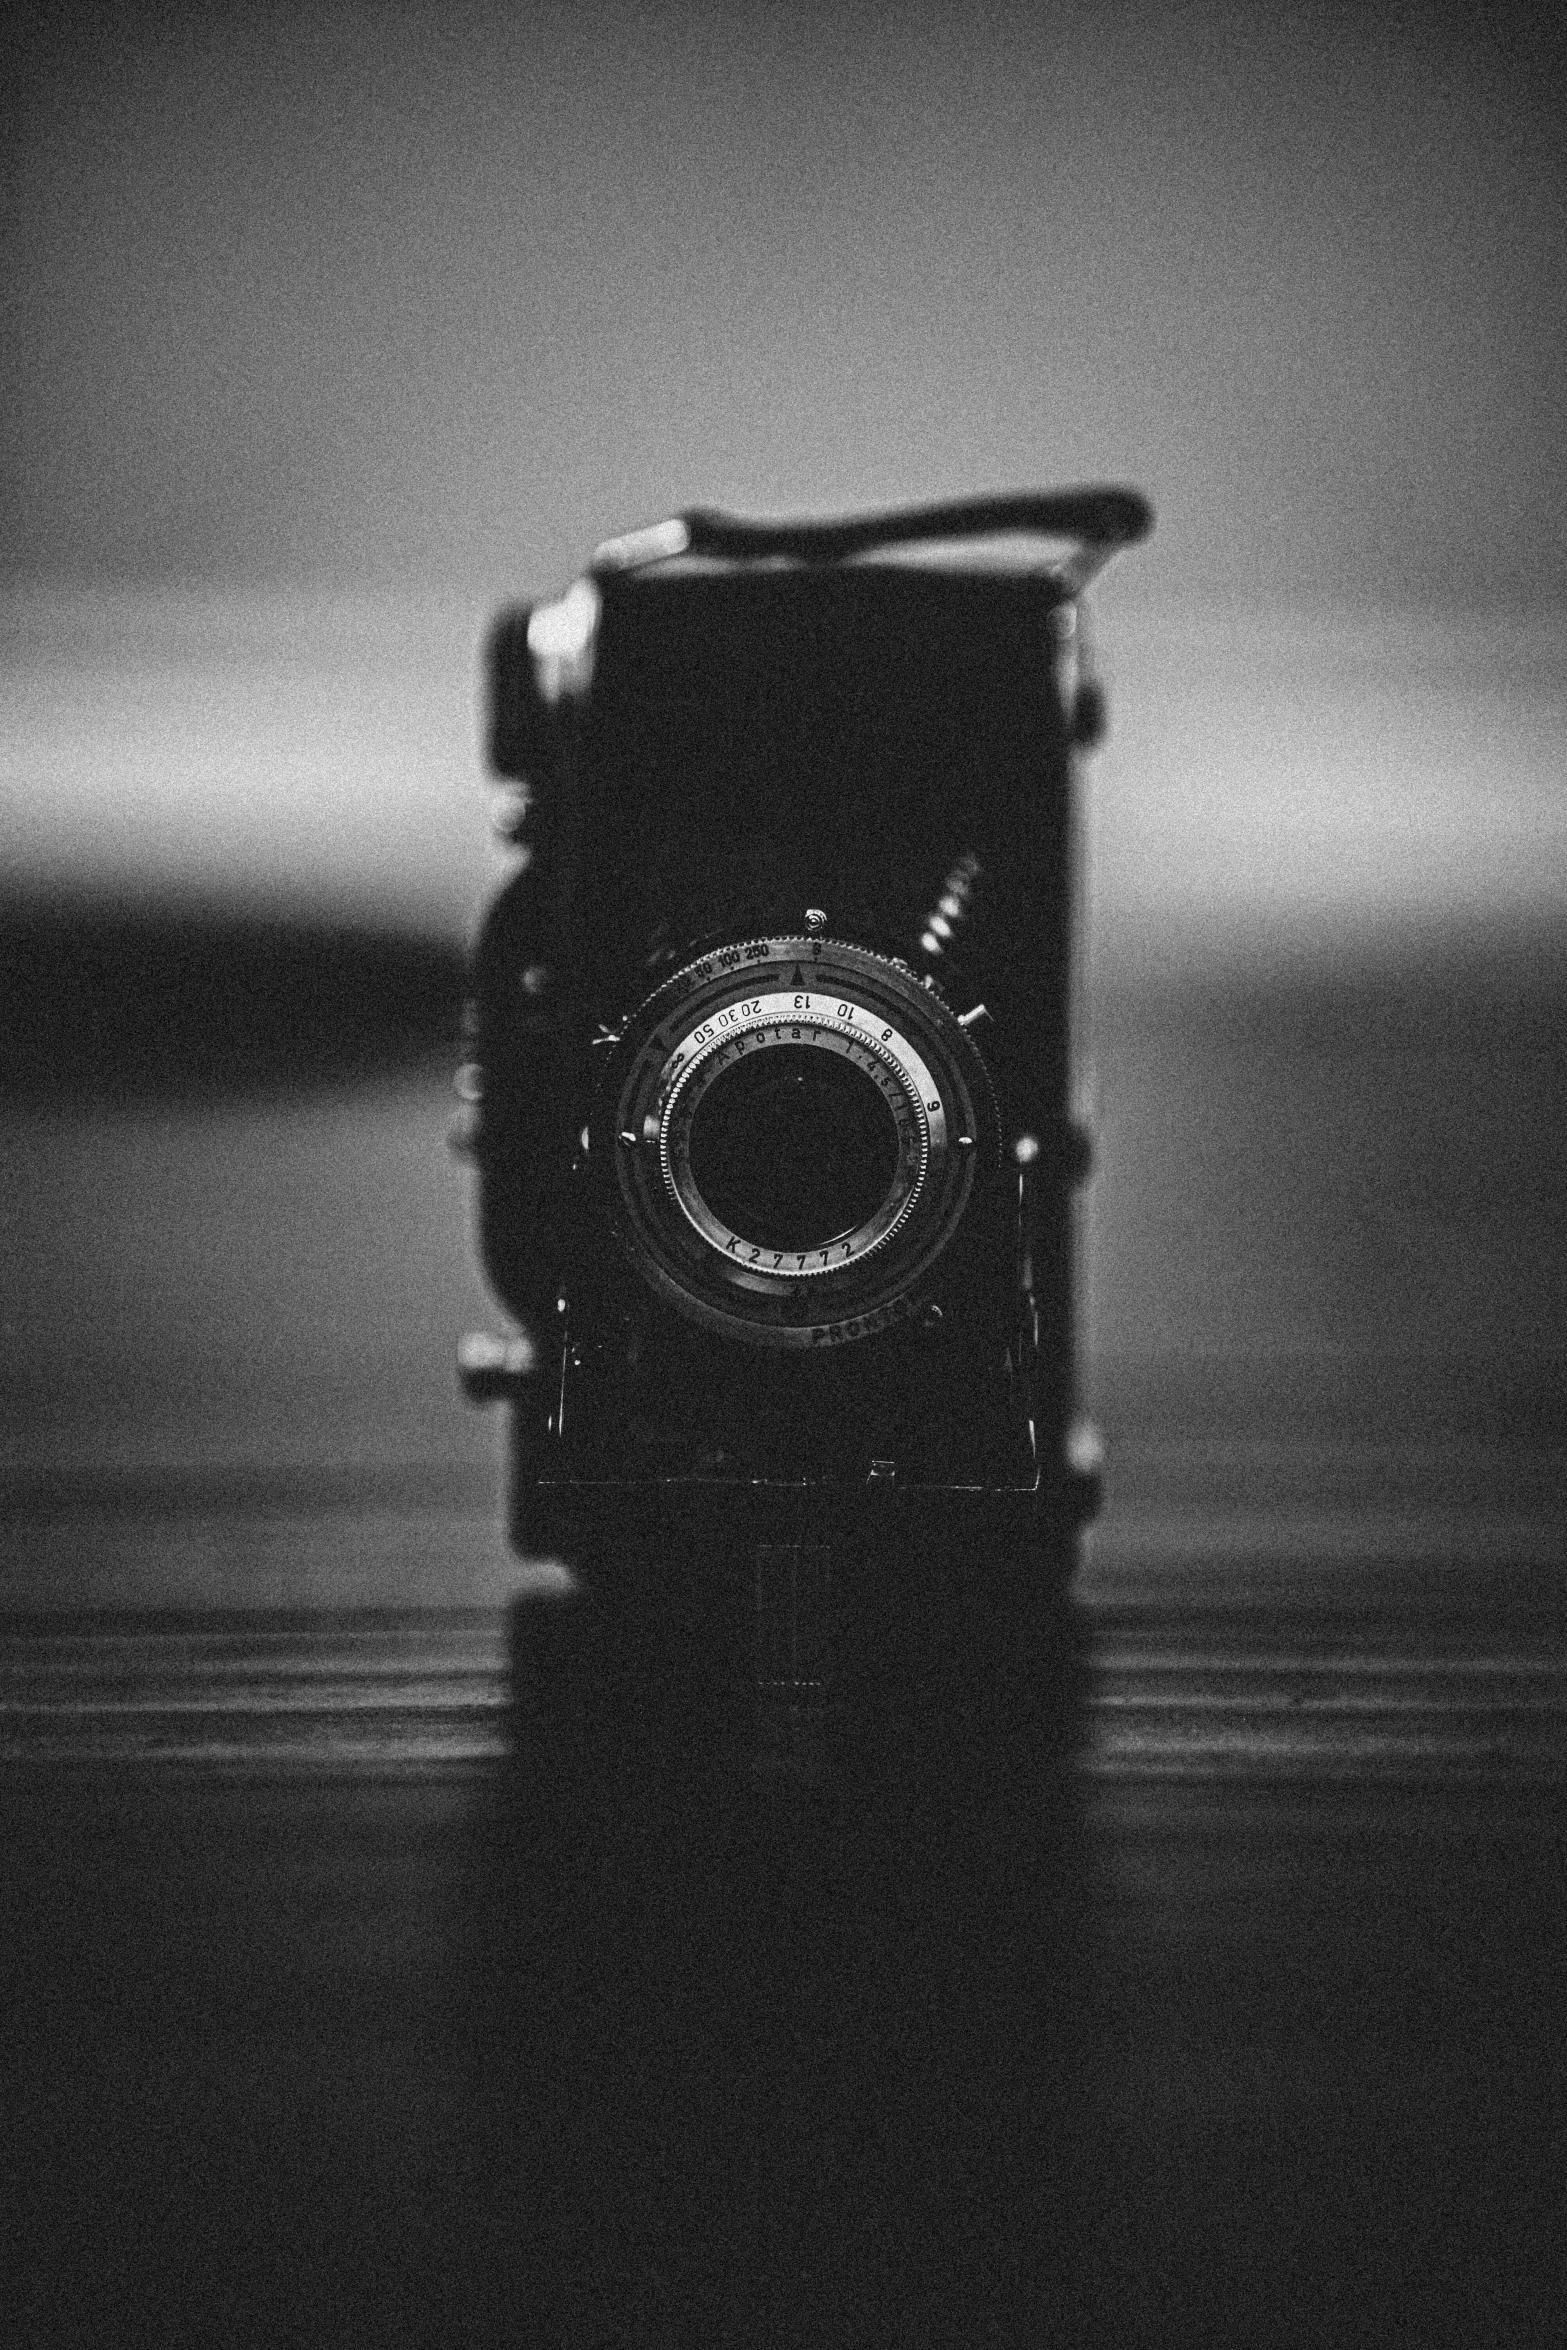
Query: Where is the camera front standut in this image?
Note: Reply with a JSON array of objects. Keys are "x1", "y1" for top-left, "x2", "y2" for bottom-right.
[{"x1": 460, "y1": 488, "x2": 1150, "y2": 1791}]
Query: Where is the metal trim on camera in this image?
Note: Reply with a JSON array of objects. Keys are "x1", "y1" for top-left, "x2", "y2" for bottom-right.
[{"x1": 594, "y1": 934, "x2": 998, "y2": 1349}]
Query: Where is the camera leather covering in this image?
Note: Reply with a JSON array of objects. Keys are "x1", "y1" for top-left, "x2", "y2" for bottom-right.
[{"x1": 578, "y1": 564, "x2": 1073, "y2": 1014}]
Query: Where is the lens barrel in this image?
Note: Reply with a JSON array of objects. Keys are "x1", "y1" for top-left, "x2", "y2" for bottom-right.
[{"x1": 593, "y1": 936, "x2": 998, "y2": 1348}]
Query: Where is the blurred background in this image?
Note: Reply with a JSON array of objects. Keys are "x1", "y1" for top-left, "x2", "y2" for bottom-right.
[{"x1": 3, "y1": 0, "x2": 1564, "y2": 1607}]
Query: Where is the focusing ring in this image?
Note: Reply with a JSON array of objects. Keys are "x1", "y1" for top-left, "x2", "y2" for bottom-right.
[{"x1": 592, "y1": 936, "x2": 998, "y2": 1349}]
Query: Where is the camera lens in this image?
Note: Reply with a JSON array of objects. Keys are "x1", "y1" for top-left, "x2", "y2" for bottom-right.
[
  {"x1": 601, "y1": 938, "x2": 996, "y2": 1348},
  {"x1": 687, "y1": 1044, "x2": 900, "y2": 1253}
]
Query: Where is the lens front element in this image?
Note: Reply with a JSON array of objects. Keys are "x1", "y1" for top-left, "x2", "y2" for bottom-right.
[
  {"x1": 598, "y1": 938, "x2": 996, "y2": 1348},
  {"x1": 686, "y1": 1041, "x2": 901, "y2": 1254}
]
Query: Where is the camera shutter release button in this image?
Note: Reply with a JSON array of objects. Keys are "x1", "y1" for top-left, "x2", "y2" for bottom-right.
[{"x1": 804, "y1": 908, "x2": 827, "y2": 934}]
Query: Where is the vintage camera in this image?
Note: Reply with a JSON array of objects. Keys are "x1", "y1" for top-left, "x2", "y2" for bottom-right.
[{"x1": 460, "y1": 490, "x2": 1150, "y2": 1790}]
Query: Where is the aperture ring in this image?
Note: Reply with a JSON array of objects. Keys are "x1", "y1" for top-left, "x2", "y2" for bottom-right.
[{"x1": 658, "y1": 996, "x2": 935, "y2": 1280}]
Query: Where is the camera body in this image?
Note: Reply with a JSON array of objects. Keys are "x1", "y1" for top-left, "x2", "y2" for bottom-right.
[{"x1": 462, "y1": 492, "x2": 1149, "y2": 1784}]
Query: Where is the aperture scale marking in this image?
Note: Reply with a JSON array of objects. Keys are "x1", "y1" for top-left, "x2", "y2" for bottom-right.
[{"x1": 646, "y1": 991, "x2": 945, "y2": 1279}]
